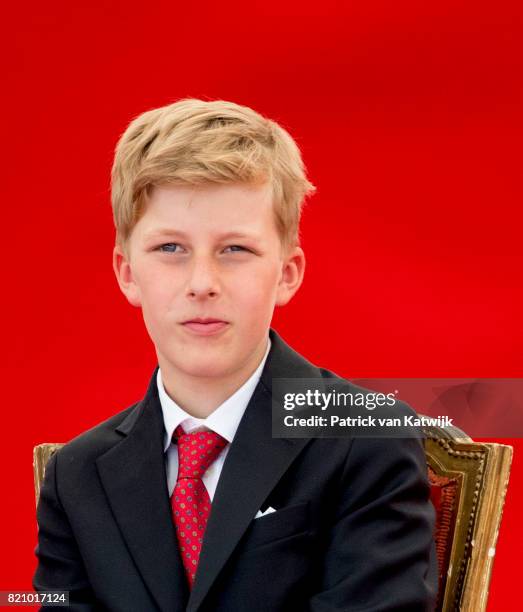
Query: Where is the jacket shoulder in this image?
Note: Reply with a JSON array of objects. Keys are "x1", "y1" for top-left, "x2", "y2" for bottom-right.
[
  {"x1": 316, "y1": 366, "x2": 419, "y2": 420},
  {"x1": 54, "y1": 400, "x2": 141, "y2": 463}
]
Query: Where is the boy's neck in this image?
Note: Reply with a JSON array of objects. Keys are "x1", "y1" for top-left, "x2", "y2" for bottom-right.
[{"x1": 158, "y1": 337, "x2": 269, "y2": 419}]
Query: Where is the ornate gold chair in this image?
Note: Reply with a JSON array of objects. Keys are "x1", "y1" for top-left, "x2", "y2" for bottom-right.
[
  {"x1": 33, "y1": 443, "x2": 64, "y2": 506},
  {"x1": 33, "y1": 425, "x2": 513, "y2": 612},
  {"x1": 422, "y1": 418, "x2": 512, "y2": 611}
]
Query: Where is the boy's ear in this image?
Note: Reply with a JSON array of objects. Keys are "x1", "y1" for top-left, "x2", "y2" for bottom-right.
[
  {"x1": 112, "y1": 244, "x2": 142, "y2": 307},
  {"x1": 275, "y1": 246, "x2": 306, "y2": 307}
]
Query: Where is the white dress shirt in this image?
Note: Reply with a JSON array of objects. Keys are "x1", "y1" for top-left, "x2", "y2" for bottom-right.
[{"x1": 157, "y1": 337, "x2": 271, "y2": 500}]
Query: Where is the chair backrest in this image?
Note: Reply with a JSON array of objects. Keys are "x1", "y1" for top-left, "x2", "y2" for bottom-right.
[
  {"x1": 33, "y1": 443, "x2": 65, "y2": 506},
  {"x1": 33, "y1": 427, "x2": 513, "y2": 611},
  {"x1": 421, "y1": 417, "x2": 512, "y2": 611}
]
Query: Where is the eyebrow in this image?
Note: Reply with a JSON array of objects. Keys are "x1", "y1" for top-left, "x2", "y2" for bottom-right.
[{"x1": 143, "y1": 229, "x2": 262, "y2": 242}]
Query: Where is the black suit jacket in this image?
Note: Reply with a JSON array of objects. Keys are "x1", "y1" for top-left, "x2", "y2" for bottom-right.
[{"x1": 33, "y1": 328, "x2": 438, "y2": 611}]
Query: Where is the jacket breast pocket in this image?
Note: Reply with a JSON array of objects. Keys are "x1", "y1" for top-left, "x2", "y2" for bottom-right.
[{"x1": 241, "y1": 501, "x2": 311, "y2": 552}]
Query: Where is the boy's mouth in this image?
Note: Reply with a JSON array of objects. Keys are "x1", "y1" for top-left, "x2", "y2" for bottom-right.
[{"x1": 181, "y1": 318, "x2": 229, "y2": 336}]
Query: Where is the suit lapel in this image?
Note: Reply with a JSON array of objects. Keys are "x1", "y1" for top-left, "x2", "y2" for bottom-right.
[
  {"x1": 96, "y1": 373, "x2": 189, "y2": 612},
  {"x1": 187, "y1": 329, "x2": 321, "y2": 612}
]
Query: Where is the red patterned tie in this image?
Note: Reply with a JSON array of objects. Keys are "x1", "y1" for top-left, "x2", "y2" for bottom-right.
[{"x1": 170, "y1": 425, "x2": 227, "y2": 588}]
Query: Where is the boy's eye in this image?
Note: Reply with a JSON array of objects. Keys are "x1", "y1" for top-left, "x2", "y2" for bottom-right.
[
  {"x1": 223, "y1": 245, "x2": 248, "y2": 253},
  {"x1": 158, "y1": 243, "x2": 180, "y2": 253}
]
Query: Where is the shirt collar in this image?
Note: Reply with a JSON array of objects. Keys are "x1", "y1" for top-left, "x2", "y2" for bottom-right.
[{"x1": 157, "y1": 337, "x2": 271, "y2": 452}]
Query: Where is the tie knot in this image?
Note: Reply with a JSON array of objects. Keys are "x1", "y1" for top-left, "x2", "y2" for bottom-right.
[{"x1": 173, "y1": 425, "x2": 227, "y2": 480}]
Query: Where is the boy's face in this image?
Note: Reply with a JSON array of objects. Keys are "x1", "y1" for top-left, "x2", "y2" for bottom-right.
[{"x1": 113, "y1": 182, "x2": 305, "y2": 382}]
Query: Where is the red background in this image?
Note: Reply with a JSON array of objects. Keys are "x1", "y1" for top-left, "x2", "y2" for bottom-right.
[{"x1": 2, "y1": 1, "x2": 522, "y2": 609}]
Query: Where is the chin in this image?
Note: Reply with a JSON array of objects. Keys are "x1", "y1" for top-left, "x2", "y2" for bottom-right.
[
  {"x1": 183, "y1": 363, "x2": 231, "y2": 379},
  {"x1": 170, "y1": 353, "x2": 234, "y2": 379}
]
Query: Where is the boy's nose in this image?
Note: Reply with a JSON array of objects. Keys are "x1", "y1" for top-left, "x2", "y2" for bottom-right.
[{"x1": 185, "y1": 257, "x2": 220, "y2": 299}]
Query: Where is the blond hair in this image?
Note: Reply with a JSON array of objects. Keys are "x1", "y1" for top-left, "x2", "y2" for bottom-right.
[{"x1": 111, "y1": 98, "x2": 316, "y2": 253}]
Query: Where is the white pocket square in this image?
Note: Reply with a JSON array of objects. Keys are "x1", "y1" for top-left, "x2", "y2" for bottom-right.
[{"x1": 254, "y1": 506, "x2": 277, "y2": 519}]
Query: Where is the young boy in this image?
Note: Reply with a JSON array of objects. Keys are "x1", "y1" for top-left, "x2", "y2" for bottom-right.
[{"x1": 33, "y1": 98, "x2": 438, "y2": 611}]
